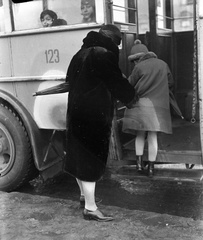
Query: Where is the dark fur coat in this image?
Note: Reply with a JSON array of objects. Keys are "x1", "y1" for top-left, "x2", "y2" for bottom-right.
[{"x1": 64, "y1": 31, "x2": 135, "y2": 181}]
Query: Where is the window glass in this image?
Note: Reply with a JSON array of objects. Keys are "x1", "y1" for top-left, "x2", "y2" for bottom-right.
[
  {"x1": 12, "y1": 0, "x2": 97, "y2": 31},
  {"x1": 157, "y1": 0, "x2": 172, "y2": 30},
  {"x1": 113, "y1": 0, "x2": 137, "y2": 25},
  {"x1": 0, "y1": 0, "x2": 5, "y2": 32},
  {"x1": 173, "y1": 0, "x2": 194, "y2": 31},
  {"x1": 13, "y1": 0, "x2": 43, "y2": 31},
  {"x1": 157, "y1": 0, "x2": 165, "y2": 28},
  {"x1": 47, "y1": 0, "x2": 96, "y2": 25},
  {"x1": 113, "y1": 0, "x2": 126, "y2": 23},
  {"x1": 137, "y1": 0, "x2": 149, "y2": 34}
]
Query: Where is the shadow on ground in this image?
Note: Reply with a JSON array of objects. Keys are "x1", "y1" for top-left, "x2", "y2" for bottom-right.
[{"x1": 19, "y1": 168, "x2": 203, "y2": 221}]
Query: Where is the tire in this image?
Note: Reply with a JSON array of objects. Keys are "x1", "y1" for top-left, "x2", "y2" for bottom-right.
[{"x1": 0, "y1": 103, "x2": 38, "y2": 191}]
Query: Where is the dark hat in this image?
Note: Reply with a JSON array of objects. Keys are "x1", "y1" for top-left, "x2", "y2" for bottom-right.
[
  {"x1": 40, "y1": 9, "x2": 57, "y2": 21},
  {"x1": 52, "y1": 18, "x2": 67, "y2": 26},
  {"x1": 128, "y1": 39, "x2": 148, "y2": 61},
  {"x1": 81, "y1": 0, "x2": 95, "y2": 6},
  {"x1": 99, "y1": 24, "x2": 122, "y2": 46}
]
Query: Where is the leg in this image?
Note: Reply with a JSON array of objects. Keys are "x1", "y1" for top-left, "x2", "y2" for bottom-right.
[
  {"x1": 76, "y1": 178, "x2": 86, "y2": 208},
  {"x1": 135, "y1": 131, "x2": 146, "y2": 171},
  {"x1": 147, "y1": 131, "x2": 158, "y2": 177},
  {"x1": 76, "y1": 178, "x2": 102, "y2": 208},
  {"x1": 147, "y1": 131, "x2": 158, "y2": 162},
  {"x1": 135, "y1": 130, "x2": 146, "y2": 156},
  {"x1": 76, "y1": 178, "x2": 84, "y2": 197},
  {"x1": 81, "y1": 180, "x2": 113, "y2": 222},
  {"x1": 81, "y1": 181, "x2": 97, "y2": 211}
]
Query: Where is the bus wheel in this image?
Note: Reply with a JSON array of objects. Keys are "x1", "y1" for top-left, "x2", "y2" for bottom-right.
[{"x1": 0, "y1": 104, "x2": 38, "y2": 192}]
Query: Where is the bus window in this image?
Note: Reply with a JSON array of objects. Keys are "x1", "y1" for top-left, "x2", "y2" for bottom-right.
[
  {"x1": 12, "y1": 0, "x2": 43, "y2": 31},
  {"x1": 47, "y1": 0, "x2": 96, "y2": 25},
  {"x1": 173, "y1": 0, "x2": 194, "y2": 32},
  {"x1": 113, "y1": 0, "x2": 136, "y2": 24},
  {"x1": 137, "y1": 0, "x2": 150, "y2": 34},
  {"x1": 157, "y1": 0, "x2": 172, "y2": 31},
  {"x1": 113, "y1": 0, "x2": 125, "y2": 23},
  {"x1": 12, "y1": 0, "x2": 97, "y2": 31},
  {"x1": 0, "y1": 0, "x2": 5, "y2": 32}
]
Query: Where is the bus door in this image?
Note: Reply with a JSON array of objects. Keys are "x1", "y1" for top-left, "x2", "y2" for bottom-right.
[
  {"x1": 148, "y1": 0, "x2": 202, "y2": 174},
  {"x1": 111, "y1": 0, "x2": 203, "y2": 181}
]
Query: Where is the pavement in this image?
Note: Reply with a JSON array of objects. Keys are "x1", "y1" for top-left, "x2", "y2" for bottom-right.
[{"x1": 0, "y1": 166, "x2": 203, "y2": 240}]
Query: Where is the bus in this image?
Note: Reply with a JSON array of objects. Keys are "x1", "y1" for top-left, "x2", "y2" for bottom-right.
[{"x1": 0, "y1": 0, "x2": 202, "y2": 191}]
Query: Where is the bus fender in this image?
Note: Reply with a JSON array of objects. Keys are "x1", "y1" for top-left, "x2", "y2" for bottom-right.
[{"x1": 0, "y1": 90, "x2": 65, "y2": 172}]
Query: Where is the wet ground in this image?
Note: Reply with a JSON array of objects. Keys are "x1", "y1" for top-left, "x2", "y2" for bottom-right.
[
  {"x1": 0, "y1": 166, "x2": 203, "y2": 239},
  {"x1": 20, "y1": 167, "x2": 203, "y2": 221}
]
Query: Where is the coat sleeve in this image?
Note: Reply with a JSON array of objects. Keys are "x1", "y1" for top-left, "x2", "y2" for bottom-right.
[
  {"x1": 128, "y1": 66, "x2": 141, "y2": 87},
  {"x1": 91, "y1": 47, "x2": 137, "y2": 105}
]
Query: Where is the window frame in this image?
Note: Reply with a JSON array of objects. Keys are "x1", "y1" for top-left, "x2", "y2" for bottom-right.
[{"x1": 0, "y1": 0, "x2": 104, "y2": 36}]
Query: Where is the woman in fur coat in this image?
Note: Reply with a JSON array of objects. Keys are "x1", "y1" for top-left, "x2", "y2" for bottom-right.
[
  {"x1": 122, "y1": 40, "x2": 173, "y2": 177},
  {"x1": 64, "y1": 24, "x2": 137, "y2": 221}
]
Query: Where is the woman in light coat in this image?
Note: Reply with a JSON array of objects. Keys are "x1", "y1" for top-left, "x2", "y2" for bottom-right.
[{"x1": 122, "y1": 40, "x2": 173, "y2": 177}]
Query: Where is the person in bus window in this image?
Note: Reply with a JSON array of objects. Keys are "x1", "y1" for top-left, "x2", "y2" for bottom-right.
[
  {"x1": 40, "y1": 9, "x2": 57, "y2": 27},
  {"x1": 81, "y1": 0, "x2": 96, "y2": 23},
  {"x1": 64, "y1": 24, "x2": 138, "y2": 221},
  {"x1": 122, "y1": 40, "x2": 173, "y2": 177}
]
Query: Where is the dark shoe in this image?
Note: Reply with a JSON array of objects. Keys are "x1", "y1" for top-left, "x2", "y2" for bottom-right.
[
  {"x1": 148, "y1": 161, "x2": 154, "y2": 178},
  {"x1": 80, "y1": 196, "x2": 102, "y2": 208},
  {"x1": 136, "y1": 156, "x2": 144, "y2": 172},
  {"x1": 83, "y1": 208, "x2": 114, "y2": 222}
]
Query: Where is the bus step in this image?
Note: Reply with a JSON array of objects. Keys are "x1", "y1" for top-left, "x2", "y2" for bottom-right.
[{"x1": 109, "y1": 164, "x2": 203, "y2": 182}]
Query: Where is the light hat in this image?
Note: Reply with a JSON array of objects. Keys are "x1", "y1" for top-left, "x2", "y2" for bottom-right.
[{"x1": 128, "y1": 39, "x2": 148, "y2": 61}]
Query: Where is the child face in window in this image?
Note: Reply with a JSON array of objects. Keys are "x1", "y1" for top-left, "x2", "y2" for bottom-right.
[
  {"x1": 81, "y1": 4, "x2": 94, "y2": 22},
  {"x1": 41, "y1": 14, "x2": 54, "y2": 27}
]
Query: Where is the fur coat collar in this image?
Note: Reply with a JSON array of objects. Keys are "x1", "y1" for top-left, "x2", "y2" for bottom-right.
[
  {"x1": 129, "y1": 51, "x2": 157, "y2": 63},
  {"x1": 82, "y1": 31, "x2": 119, "y2": 61}
]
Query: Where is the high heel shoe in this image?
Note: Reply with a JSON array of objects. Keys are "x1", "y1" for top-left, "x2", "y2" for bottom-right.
[
  {"x1": 147, "y1": 161, "x2": 154, "y2": 177},
  {"x1": 83, "y1": 208, "x2": 114, "y2": 222},
  {"x1": 80, "y1": 196, "x2": 102, "y2": 208},
  {"x1": 136, "y1": 156, "x2": 144, "y2": 172}
]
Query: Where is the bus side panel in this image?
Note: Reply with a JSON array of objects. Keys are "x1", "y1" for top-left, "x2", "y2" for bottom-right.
[
  {"x1": 10, "y1": 29, "x2": 93, "y2": 78},
  {"x1": 5, "y1": 28, "x2": 100, "y2": 130},
  {"x1": 0, "y1": 38, "x2": 12, "y2": 77},
  {"x1": 0, "y1": 79, "x2": 68, "y2": 130},
  {"x1": 16, "y1": 80, "x2": 68, "y2": 130}
]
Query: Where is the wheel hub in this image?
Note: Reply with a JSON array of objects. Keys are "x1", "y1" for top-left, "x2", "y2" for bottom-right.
[{"x1": 0, "y1": 124, "x2": 15, "y2": 176}]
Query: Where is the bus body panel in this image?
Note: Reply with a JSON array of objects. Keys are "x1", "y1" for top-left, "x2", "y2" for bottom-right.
[
  {"x1": 0, "y1": 79, "x2": 68, "y2": 129},
  {"x1": 1, "y1": 27, "x2": 101, "y2": 130},
  {"x1": 10, "y1": 28, "x2": 92, "y2": 78},
  {"x1": 33, "y1": 81, "x2": 68, "y2": 129},
  {"x1": 0, "y1": 38, "x2": 12, "y2": 77}
]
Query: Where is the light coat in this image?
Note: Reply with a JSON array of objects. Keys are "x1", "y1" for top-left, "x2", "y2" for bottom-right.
[{"x1": 122, "y1": 52, "x2": 173, "y2": 134}]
